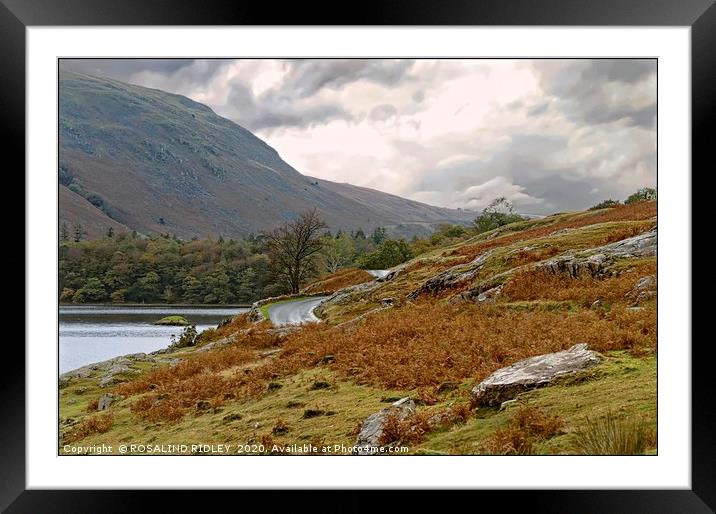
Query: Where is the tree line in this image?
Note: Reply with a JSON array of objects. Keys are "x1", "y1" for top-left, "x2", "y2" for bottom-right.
[
  {"x1": 60, "y1": 190, "x2": 655, "y2": 304},
  {"x1": 60, "y1": 214, "x2": 427, "y2": 304}
]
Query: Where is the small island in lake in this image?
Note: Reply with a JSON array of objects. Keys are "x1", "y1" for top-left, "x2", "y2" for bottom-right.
[{"x1": 153, "y1": 315, "x2": 189, "y2": 326}]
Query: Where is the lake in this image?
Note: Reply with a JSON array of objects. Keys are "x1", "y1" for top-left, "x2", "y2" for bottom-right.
[{"x1": 59, "y1": 305, "x2": 249, "y2": 374}]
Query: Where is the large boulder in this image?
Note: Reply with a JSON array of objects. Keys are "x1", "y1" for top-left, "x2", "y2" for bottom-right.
[
  {"x1": 353, "y1": 397, "x2": 416, "y2": 455},
  {"x1": 470, "y1": 344, "x2": 601, "y2": 407}
]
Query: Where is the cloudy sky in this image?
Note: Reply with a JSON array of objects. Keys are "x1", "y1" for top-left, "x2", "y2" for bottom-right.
[{"x1": 62, "y1": 58, "x2": 656, "y2": 215}]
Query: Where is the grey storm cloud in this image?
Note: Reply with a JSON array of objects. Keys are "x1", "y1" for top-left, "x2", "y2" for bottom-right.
[
  {"x1": 219, "y1": 60, "x2": 415, "y2": 131},
  {"x1": 60, "y1": 59, "x2": 229, "y2": 83},
  {"x1": 413, "y1": 131, "x2": 654, "y2": 215},
  {"x1": 369, "y1": 104, "x2": 397, "y2": 121},
  {"x1": 225, "y1": 81, "x2": 351, "y2": 131},
  {"x1": 282, "y1": 59, "x2": 415, "y2": 98},
  {"x1": 533, "y1": 59, "x2": 656, "y2": 128}
]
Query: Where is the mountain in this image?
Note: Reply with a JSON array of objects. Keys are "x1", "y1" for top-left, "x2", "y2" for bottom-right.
[{"x1": 59, "y1": 70, "x2": 475, "y2": 240}]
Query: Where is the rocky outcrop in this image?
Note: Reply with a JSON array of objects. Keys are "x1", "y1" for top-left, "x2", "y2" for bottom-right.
[
  {"x1": 538, "y1": 227, "x2": 656, "y2": 279},
  {"x1": 475, "y1": 284, "x2": 503, "y2": 303},
  {"x1": 470, "y1": 344, "x2": 601, "y2": 407},
  {"x1": 353, "y1": 397, "x2": 416, "y2": 455},
  {"x1": 408, "y1": 250, "x2": 497, "y2": 299},
  {"x1": 320, "y1": 280, "x2": 382, "y2": 309},
  {"x1": 60, "y1": 352, "x2": 159, "y2": 388},
  {"x1": 626, "y1": 274, "x2": 657, "y2": 304}
]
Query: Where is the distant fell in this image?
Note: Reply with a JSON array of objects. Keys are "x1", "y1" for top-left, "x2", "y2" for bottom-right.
[{"x1": 59, "y1": 70, "x2": 475, "y2": 240}]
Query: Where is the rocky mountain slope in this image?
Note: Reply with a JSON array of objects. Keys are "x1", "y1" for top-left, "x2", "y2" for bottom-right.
[
  {"x1": 59, "y1": 70, "x2": 475, "y2": 239},
  {"x1": 59, "y1": 201, "x2": 657, "y2": 455}
]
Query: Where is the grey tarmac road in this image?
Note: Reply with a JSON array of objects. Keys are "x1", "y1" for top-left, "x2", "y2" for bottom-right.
[
  {"x1": 266, "y1": 296, "x2": 329, "y2": 326},
  {"x1": 265, "y1": 270, "x2": 388, "y2": 326}
]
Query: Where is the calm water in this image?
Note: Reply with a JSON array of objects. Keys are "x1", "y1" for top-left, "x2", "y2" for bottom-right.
[{"x1": 59, "y1": 305, "x2": 248, "y2": 374}]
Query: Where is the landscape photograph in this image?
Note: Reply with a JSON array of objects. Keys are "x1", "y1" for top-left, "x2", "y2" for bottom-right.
[{"x1": 58, "y1": 58, "x2": 657, "y2": 456}]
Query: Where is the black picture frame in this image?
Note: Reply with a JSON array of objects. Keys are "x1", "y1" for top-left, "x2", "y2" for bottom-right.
[{"x1": 5, "y1": 0, "x2": 710, "y2": 511}]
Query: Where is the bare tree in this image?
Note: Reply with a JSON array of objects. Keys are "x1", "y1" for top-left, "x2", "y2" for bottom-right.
[{"x1": 262, "y1": 209, "x2": 328, "y2": 294}]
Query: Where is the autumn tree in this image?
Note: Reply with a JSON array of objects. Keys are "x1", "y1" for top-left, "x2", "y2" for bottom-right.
[
  {"x1": 320, "y1": 232, "x2": 355, "y2": 274},
  {"x1": 625, "y1": 187, "x2": 657, "y2": 204},
  {"x1": 473, "y1": 197, "x2": 525, "y2": 234},
  {"x1": 262, "y1": 209, "x2": 328, "y2": 294}
]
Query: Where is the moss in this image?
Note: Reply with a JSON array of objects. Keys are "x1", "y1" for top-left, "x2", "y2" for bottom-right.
[
  {"x1": 153, "y1": 315, "x2": 189, "y2": 326},
  {"x1": 60, "y1": 368, "x2": 413, "y2": 454}
]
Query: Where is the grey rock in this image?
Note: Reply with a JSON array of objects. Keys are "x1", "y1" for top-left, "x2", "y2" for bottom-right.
[
  {"x1": 471, "y1": 344, "x2": 601, "y2": 407},
  {"x1": 324, "y1": 280, "x2": 381, "y2": 307},
  {"x1": 97, "y1": 393, "x2": 115, "y2": 411},
  {"x1": 353, "y1": 397, "x2": 416, "y2": 455},
  {"x1": 539, "y1": 228, "x2": 656, "y2": 279},
  {"x1": 377, "y1": 267, "x2": 404, "y2": 282},
  {"x1": 380, "y1": 297, "x2": 395, "y2": 307},
  {"x1": 499, "y1": 399, "x2": 518, "y2": 411},
  {"x1": 195, "y1": 335, "x2": 236, "y2": 352},
  {"x1": 476, "y1": 284, "x2": 503, "y2": 303},
  {"x1": 408, "y1": 249, "x2": 497, "y2": 299},
  {"x1": 247, "y1": 308, "x2": 264, "y2": 322},
  {"x1": 98, "y1": 375, "x2": 115, "y2": 388},
  {"x1": 626, "y1": 274, "x2": 657, "y2": 304},
  {"x1": 634, "y1": 275, "x2": 656, "y2": 291},
  {"x1": 107, "y1": 363, "x2": 130, "y2": 375}
]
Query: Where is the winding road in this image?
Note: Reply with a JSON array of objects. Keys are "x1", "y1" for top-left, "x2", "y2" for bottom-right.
[
  {"x1": 266, "y1": 297, "x2": 328, "y2": 326},
  {"x1": 265, "y1": 269, "x2": 389, "y2": 326}
]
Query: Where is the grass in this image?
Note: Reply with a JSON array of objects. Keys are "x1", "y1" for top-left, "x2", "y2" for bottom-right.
[
  {"x1": 96, "y1": 295, "x2": 654, "y2": 426},
  {"x1": 60, "y1": 351, "x2": 655, "y2": 455},
  {"x1": 453, "y1": 201, "x2": 656, "y2": 262},
  {"x1": 63, "y1": 412, "x2": 114, "y2": 444},
  {"x1": 153, "y1": 315, "x2": 189, "y2": 326},
  {"x1": 501, "y1": 260, "x2": 657, "y2": 306},
  {"x1": 418, "y1": 352, "x2": 656, "y2": 455},
  {"x1": 570, "y1": 410, "x2": 656, "y2": 455},
  {"x1": 303, "y1": 268, "x2": 374, "y2": 294},
  {"x1": 268, "y1": 300, "x2": 655, "y2": 391},
  {"x1": 59, "y1": 201, "x2": 657, "y2": 455},
  {"x1": 61, "y1": 368, "x2": 414, "y2": 454},
  {"x1": 477, "y1": 404, "x2": 565, "y2": 455},
  {"x1": 316, "y1": 210, "x2": 655, "y2": 324}
]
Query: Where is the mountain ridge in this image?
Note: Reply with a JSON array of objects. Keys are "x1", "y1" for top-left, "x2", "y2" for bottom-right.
[{"x1": 59, "y1": 70, "x2": 475, "y2": 239}]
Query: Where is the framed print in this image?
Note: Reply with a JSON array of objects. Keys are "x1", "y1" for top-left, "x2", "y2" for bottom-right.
[{"x1": 5, "y1": 0, "x2": 712, "y2": 510}]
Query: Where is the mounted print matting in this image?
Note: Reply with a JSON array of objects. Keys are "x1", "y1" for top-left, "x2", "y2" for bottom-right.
[{"x1": 5, "y1": 0, "x2": 711, "y2": 511}]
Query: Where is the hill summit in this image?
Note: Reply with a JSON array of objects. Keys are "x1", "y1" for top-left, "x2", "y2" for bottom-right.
[{"x1": 59, "y1": 70, "x2": 475, "y2": 239}]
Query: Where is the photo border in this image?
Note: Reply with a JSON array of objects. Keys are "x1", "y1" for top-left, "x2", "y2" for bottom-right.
[{"x1": 6, "y1": 0, "x2": 711, "y2": 510}]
